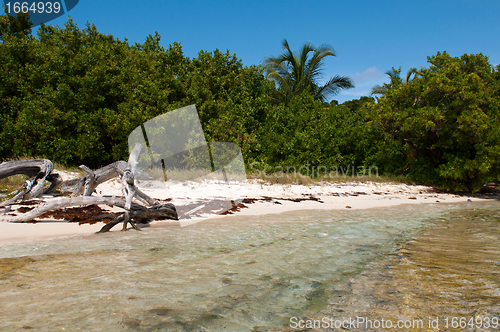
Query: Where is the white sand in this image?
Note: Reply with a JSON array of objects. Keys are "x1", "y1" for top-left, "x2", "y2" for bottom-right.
[{"x1": 0, "y1": 175, "x2": 485, "y2": 246}]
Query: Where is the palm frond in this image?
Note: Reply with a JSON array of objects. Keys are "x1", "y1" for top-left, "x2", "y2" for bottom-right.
[
  {"x1": 263, "y1": 39, "x2": 353, "y2": 104},
  {"x1": 386, "y1": 67, "x2": 402, "y2": 79},
  {"x1": 315, "y1": 75, "x2": 354, "y2": 102},
  {"x1": 371, "y1": 85, "x2": 388, "y2": 96},
  {"x1": 370, "y1": 66, "x2": 420, "y2": 96},
  {"x1": 307, "y1": 44, "x2": 336, "y2": 79},
  {"x1": 405, "y1": 67, "x2": 418, "y2": 83}
]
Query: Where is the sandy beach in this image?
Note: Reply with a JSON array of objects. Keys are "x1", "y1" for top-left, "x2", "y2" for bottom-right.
[
  {"x1": 0, "y1": 171, "x2": 488, "y2": 247},
  {"x1": 1, "y1": 175, "x2": 499, "y2": 331}
]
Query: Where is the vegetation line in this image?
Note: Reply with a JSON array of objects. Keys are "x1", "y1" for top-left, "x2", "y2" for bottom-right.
[{"x1": 1, "y1": 12, "x2": 499, "y2": 193}]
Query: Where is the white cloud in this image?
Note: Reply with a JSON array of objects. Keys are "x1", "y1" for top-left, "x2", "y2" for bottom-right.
[
  {"x1": 341, "y1": 89, "x2": 372, "y2": 96},
  {"x1": 352, "y1": 66, "x2": 384, "y2": 84},
  {"x1": 330, "y1": 66, "x2": 389, "y2": 103}
]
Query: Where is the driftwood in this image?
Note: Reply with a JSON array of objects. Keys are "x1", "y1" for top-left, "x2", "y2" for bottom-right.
[
  {"x1": 0, "y1": 159, "x2": 62, "y2": 207},
  {"x1": 58, "y1": 161, "x2": 155, "y2": 204},
  {"x1": 2, "y1": 196, "x2": 128, "y2": 223},
  {"x1": 0, "y1": 144, "x2": 179, "y2": 232},
  {"x1": 58, "y1": 161, "x2": 128, "y2": 196},
  {"x1": 0, "y1": 196, "x2": 177, "y2": 233},
  {"x1": 0, "y1": 160, "x2": 130, "y2": 205},
  {"x1": 95, "y1": 202, "x2": 178, "y2": 233}
]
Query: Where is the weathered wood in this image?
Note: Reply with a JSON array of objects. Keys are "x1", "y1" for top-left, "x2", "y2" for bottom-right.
[
  {"x1": 0, "y1": 189, "x2": 25, "y2": 207},
  {"x1": 0, "y1": 159, "x2": 152, "y2": 205},
  {"x1": 58, "y1": 161, "x2": 128, "y2": 195},
  {"x1": 58, "y1": 144, "x2": 145, "y2": 197},
  {"x1": 0, "y1": 205, "x2": 11, "y2": 215},
  {"x1": 0, "y1": 144, "x2": 178, "y2": 233},
  {"x1": 96, "y1": 203, "x2": 178, "y2": 233},
  {"x1": 0, "y1": 159, "x2": 53, "y2": 180},
  {"x1": 0, "y1": 196, "x2": 178, "y2": 224},
  {"x1": 58, "y1": 160, "x2": 153, "y2": 198},
  {"x1": 122, "y1": 168, "x2": 136, "y2": 211},
  {"x1": 79, "y1": 165, "x2": 96, "y2": 196},
  {"x1": 1, "y1": 196, "x2": 125, "y2": 223},
  {"x1": 0, "y1": 159, "x2": 61, "y2": 206},
  {"x1": 44, "y1": 173, "x2": 63, "y2": 194}
]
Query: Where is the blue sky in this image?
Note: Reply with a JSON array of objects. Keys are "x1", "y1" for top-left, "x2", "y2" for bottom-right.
[{"x1": 40, "y1": 0, "x2": 500, "y2": 103}]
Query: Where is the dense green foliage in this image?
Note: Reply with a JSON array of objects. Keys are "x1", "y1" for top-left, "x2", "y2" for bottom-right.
[
  {"x1": 1, "y1": 12, "x2": 499, "y2": 192},
  {"x1": 256, "y1": 94, "x2": 380, "y2": 171},
  {"x1": 0, "y1": 13, "x2": 271, "y2": 168},
  {"x1": 368, "y1": 52, "x2": 500, "y2": 191}
]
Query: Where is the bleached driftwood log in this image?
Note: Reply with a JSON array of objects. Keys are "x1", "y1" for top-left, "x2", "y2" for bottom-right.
[
  {"x1": 95, "y1": 202, "x2": 178, "y2": 233},
  {"x1": 2, "y1": 196, "x2": 129, "y2": 222},
  {"x1": 0, "y1": 196, "x2": 177, "y2": 232},
  {"x1": 0, "y1": 159, "x2": 62, "y2": 207},
  {"x1": 0, "y1": 160, "x2": 134, "y2": 205},
  {"x1": 58, "y1": 162, "x2": 154, "y2": 204},
  {"x1": 58, "y1": 160, "x2": 127, "y2": 196},
  {"x1": 0, "y1": 144, "x2": 179, "y2": 232}
]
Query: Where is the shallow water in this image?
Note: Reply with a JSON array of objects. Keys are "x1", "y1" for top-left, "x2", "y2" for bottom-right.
[
  {"x1": 317, "y1": 203, "x2": 500, "y2": 331},
  {"x1": 0, "y1": 202, "x2": 499, "y2": 331}
]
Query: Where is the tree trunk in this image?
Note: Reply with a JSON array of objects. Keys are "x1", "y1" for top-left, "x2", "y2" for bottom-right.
[
  {"x1": 0, "y1": 196, "x2": 178, "y2": 225},
  {"x1": 58, "y1": 161, "x2": 128, "y2": 196},
  {"x1": 0, "y1": 159, "x2": 62, "y2": 206},
  {"x1": 0, "y1": 144, "x2": 178, "y2": 232}
]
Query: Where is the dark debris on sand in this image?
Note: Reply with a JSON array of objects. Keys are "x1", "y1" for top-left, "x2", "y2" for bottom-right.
[
  {"x1": 6, "y1": 194, "x2": 327, "y2": 224},
  {"x1": 37, "y1": 204, "x2": 115, "y2": 225}
]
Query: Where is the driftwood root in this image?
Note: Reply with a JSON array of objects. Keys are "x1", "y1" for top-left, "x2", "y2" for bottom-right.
[
  {"x1": 1, "y1": 144, "x2": 178, "y2": 233},
  {"x1": 0, "y1": 159, "x2": 62, "y2": 207}
]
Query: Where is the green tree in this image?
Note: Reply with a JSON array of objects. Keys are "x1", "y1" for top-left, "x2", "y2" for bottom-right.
[
  {"x1": 263, "y1": 39, "x2": 353, "y2": 104},
  {"x1": 0, "y1": 7, "x2": 32, "y2": 40},
  {"x1": 0, "y1": 15, "x2": 188, "y2": 167},
  {"x1": 0, "y1": 10, "x2": 37, "y2": 160},
  {"x1": 178, "y1": 49, "x2": 273, "y2": 162},
  {"x1": 368, "y1": 52, "x2": 500, "y2": 192},
  {"x1": 0, "y1": 12, "x2": 275, "y2": 168},
  {"x1": 256, "y1": 93, "x2": 385, "y2": 175},
  {"x1": 371, "y1": 66, "x2": 418, "y2": 96}
]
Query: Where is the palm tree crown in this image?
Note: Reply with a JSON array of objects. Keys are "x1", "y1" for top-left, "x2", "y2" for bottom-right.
[
  {"x1": 263, "y1": 39, "x2": 354, "y2": 104},
  {"x1": 371, "y1": 67, "x2": 419, "y2": 96}
]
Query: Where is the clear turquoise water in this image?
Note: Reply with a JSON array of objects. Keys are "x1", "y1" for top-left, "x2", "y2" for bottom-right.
[{"x1": 0, "y1": 202, "x2": 499, "y2": 331}]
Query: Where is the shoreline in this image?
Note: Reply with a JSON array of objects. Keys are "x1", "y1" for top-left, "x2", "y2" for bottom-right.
[{"x1": 0, "y1": 179, "x2": 495, "y2": 247}]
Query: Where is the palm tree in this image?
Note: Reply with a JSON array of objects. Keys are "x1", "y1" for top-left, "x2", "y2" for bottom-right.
[
  {"x1": 371, "y1": 67, "x2": 418, "y2": 96},
  {"x1": 263, "y1": 39, "x2": 354, "y2": 104}
]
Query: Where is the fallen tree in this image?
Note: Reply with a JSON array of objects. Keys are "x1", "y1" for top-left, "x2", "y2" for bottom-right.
[
  {"x1": 0, "y1": 159, "x2": 62, "y2": 206},
  {"x1": 0, "y1": 144, "x2": 178, "y2": 232},
  {"x1": 1, "y1": 196, "x2": 177, "y2": 232}
]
